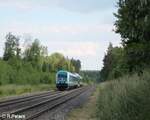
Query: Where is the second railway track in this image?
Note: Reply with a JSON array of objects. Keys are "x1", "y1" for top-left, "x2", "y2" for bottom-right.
[{"x1": 0, "y1": 86, "x2": 92, "y2": 120}]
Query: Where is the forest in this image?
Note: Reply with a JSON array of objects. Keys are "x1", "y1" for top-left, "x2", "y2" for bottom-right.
[
  {"x1": 0, "y1": 32, "x2": 81, "y2": 86},
  {"x1": 101, "y1": 0, "x2": 150, "y2": 81},
  {"x1": 97, "y1": 1, "x2": 150, "y2": 120},
  {"x1": 0, "y1": 33, "x2": 86, "y2": 96},
  {"x1": 80, "y1": 70, "x2": 100, "y2": 83}
]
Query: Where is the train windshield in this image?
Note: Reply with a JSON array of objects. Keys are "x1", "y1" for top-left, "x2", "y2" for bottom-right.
[{"x1": 57, "y1": 73, "x2": 67, "y2": 81}]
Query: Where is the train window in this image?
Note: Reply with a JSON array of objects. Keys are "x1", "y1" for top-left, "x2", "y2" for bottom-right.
[
  {"x1": 69, "y1": 75, "x2": 78, "y2": 82},
  {"x1": 58, "y1": 73, "x2": 67, "y2": 81},
  {"x1": 58, "y1": 74, "x2": 67, "y2": 78},
  {"x1": 69, "y1": 76, "x2": 73, "y2": 81}
]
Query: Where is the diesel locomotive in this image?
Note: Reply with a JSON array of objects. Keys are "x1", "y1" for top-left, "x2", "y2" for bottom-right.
[{"x1": 56, "y1": 70, "x2": 82, "y2": 90}]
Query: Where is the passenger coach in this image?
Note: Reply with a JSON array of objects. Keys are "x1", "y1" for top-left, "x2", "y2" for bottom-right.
[{"x1": 56, "y1": 70, "x2": 82, "y2": 90}]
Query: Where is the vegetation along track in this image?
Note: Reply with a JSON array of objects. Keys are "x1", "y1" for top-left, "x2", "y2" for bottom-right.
[{"x1": 0, "y1": 86, "x2": 91, "y2": 120}]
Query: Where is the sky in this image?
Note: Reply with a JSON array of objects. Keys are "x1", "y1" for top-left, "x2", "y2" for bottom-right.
[{"x1": 0, "y1": 0, "x2": 121, "y2": 70}]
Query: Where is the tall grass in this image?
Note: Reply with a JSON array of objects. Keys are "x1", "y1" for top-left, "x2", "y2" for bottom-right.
[
  {"x1": 0, "y1": 84, "x2": 55, "y2": 98},
  {"x1": 96, "y1": 70, "x2": 150, "y2": 120}
]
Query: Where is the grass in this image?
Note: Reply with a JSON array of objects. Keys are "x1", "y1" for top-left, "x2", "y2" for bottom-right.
[
  {"x1": 96, "y1": 70, "x2": 150, "y2": 120},
  {"x1": 0, "y1": 84, "x2": 55, "y2": 99},
  {"x1": 66, "y1": 86, "x2": 99, "y2": 120}
]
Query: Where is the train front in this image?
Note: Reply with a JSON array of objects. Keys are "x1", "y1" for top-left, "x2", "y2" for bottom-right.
[{"x1": 56, "y1": 71, "x2": 68, "y2": 90}]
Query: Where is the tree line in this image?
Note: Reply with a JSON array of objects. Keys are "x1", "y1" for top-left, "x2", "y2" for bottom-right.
[
  {"x1": 0, "y1": 32, "x2": 81, "y2": 85},
  {"x1": 100, "y1": 0, "x2": 150, "y2": 81},
  {"x1": 80, "y1": 70, "x2": 100, "y2": 83}
]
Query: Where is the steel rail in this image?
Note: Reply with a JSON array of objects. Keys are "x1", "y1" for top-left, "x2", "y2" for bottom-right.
[
  {"x1": 0, "y1": 90, "x2": 61, "y2": 107},
  {"x1": 0, "y1": 86, "x2": 90, "y2": 120},
  {"x1": 26, "y1": 86, "x2": 90, "y2": 120}
]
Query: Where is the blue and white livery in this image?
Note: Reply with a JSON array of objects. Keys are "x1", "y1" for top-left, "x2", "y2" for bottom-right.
[{"x1": 56, "y1": 70, "x2": 82, "y2": 90}]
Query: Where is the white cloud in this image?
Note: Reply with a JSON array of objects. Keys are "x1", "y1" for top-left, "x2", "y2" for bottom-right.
[
  {"x1": 0, "y1": 0, "x2": 117, "y2": 13},
  {"x1": 0, "y1": 0, "x2": 120, "y2": 70},
  {"x1": 58, "y1": 0, "x2": 116, "y2": 13},
  {"x1": 48, "y1": 41, "x2": 99, "y2": 57},
  {"x1": 0, "y1": 21, "x2": 113, "y2": 36},
  {"x1": 0, "y1": 0, "x2": 61, "y2": 12},
  {"x1": 0, "y1": 0, "x2": 50, "y2": 11},
  {"x1": 46, "y1": 41, "x2": 101, "y2": 70}
]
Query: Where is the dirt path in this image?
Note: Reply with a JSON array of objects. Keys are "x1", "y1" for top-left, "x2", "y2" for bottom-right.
[{"x1": 66, "y1": 86, "x2": 98, "y2": 120}]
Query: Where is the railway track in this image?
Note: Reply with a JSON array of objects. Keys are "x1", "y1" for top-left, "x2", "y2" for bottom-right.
[
  {"x1": 0, "y1": 90, "x2": 61, "y2": 107},
  {"x1": 0, "y1": 86, "x2": 91, "y2": 120}
]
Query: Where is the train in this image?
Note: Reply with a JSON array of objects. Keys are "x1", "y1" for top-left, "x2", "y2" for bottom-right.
[{"x1": 56, "y1": 70, "x2": 82, "y2": 90}]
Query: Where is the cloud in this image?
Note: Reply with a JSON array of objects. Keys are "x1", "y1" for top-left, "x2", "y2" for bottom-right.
[
  {"x1": 47, "y1": 41, "x2": 99, "y2": 57},
  {"x1": 0, "y1": 0, "x2": 55, "y2": 11},
  {"x1": 58, "y1": 0, "x2": 116, "y2": 13},
  {"x1": 0, "y1": 0, "x2": 120, "y2": 70},
  {"x1": 45, "y1": 41, "x2": 102, "y2": 70},
  {"x1": 0, "y1": 0, "x2": 117, "y2": 13},
  {"x1": 0, "y1": 21, "x2": 113, "y2": 36},
  {"x1": 0, "y1": 0, "x2": 34, "y2": 10}
]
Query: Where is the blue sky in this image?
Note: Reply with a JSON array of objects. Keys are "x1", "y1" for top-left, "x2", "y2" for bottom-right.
[{"x1": 0, "y1": 0, "x2": 121, "y2": 70}]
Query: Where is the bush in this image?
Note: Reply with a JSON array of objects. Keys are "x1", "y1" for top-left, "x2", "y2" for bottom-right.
[
  {"x1": 0, "y1": 84, "x2": 54, "y2": 97},
  {"x1": 0, "y1": 60, "x2": 56, "y2": 85},
  {"x1": 0, "y1": 60, "x2": 13, "y2": 84},
  {"x1": 96, "y1": 70, "x2": 150, "y2": 120}
]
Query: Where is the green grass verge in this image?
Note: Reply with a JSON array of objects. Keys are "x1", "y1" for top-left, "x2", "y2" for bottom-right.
[
  {"x1": 0, "y1": 84, "x2": 55, "y2": 98},
  {"x1": 96, "y1": 70, "x2": 150, "y2": 120}
]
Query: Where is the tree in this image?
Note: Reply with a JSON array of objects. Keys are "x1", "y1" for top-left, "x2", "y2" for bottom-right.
[
  {"x1": 71, "y1": 58, "x2": 81, "y2": 73},
  {"x1": 100, "y1": 43, "x2": 127, "y2": 81},
  {"x1": 42, "y1": 61, "x2": 47, "y2": 72},
  {"x1": 3, "y1": 33, "x2": 21, "y2": 61},
  {"x1": 15, "y1": 37, "x2": 21, "y2": 59},
  {"x1": 47, "y1": 53, "x2": 66, "y2": 72},
  {"x1": 100, "y1": 43, "x2": 113, "y2": 80},
  {"x1": 0, "y1": 32, "x2": 83, "y2": 85},
  {"x1": 114, "y1": 0, "x2": 150, "y2": 73},
  {"x1": 24, "y1": 39, "x2": 42, "y2": 69}
]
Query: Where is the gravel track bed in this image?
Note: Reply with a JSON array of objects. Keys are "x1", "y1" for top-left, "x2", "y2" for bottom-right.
[
  {"x1": 0, "y1": 86, "x2": 94, "y2": 120},
  {"x1": 16, "y1": 87, "x2": 87, "y2": 119},
  {"x1": 34, "y1": 86, "x2": 95, "y2": 120},
  {"x1": 0, "y1": 90, "x2": 56, "y2": 103},
  {"x1": 0, "y1": 91, "x2": 64, "y2": 113}
]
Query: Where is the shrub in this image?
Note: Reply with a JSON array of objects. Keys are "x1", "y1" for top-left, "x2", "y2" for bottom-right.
[
  {"x1": 96, "y1": 70, "x2": 150, "y2": 120},
  {"x1": 0, "y1": 60, "x2": 56, "y2": 85}
]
